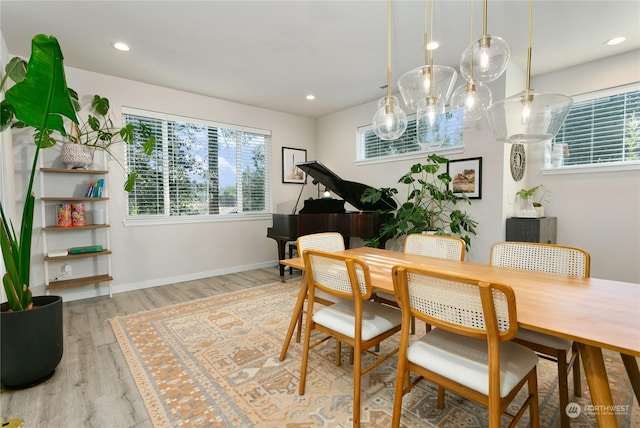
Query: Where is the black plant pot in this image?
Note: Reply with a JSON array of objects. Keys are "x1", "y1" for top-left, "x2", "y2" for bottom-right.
[{"x1": 1, "y1": 295, "x2": 64, "y2": 389}]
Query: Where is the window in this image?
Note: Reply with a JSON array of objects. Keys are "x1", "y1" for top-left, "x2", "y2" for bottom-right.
[
  {"x1": 553, "y1": 84, "x2": 640, "y2": 166},
  {"x1": 123, "y1": 109, "x2": 271, "y2": 219},
  {"x1": 357, "y1": 109, "x2": 464, "y2": 161}
]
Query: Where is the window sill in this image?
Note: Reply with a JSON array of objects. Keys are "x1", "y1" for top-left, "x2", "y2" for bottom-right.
[
  {"x1": 542, "y1": 161, "x2": 640, "y2": 175},
  {"x1": 123, "y1": 213, "x2": 272, "y2": 227},
  {"x1": 354, "y1": 146, "x2": 465, "y2": 167}
]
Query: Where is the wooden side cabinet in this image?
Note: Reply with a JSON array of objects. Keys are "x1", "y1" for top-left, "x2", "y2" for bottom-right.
[{"x1": 506, "y1": 217, "x2": 557, "y2": 244}]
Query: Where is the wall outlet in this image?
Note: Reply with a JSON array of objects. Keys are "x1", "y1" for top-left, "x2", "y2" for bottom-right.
[{"x1": 61, "y1": 263, "x2": 72, "y2": 277}]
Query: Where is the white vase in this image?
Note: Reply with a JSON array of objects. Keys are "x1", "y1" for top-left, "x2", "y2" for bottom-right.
[{"x1": 60, "y1": 143, "x2": 93, "y2": 169}]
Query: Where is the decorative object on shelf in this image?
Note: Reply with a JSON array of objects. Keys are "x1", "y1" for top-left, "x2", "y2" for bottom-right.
[
  {"x1": 372, "y1": 0, "x2": 407, "y2": 141},
  {"x1": 550, "y1": 142, "x2": 569, "y2": 168},
  {"x1": 459, "y1": 0, "x2": 510, "y2": 84},
  {"x1": 71, "y1": 203, "x2": 86, "y2": 226},
  {"x1": 450, "y1": 0, "x2": 492, "y2": 121},
  {"x1": 60, "y1": 141, "x2": 93, "y2": 169},
  {"x1": 398, "y1": 0, "x2": 456, "y2": 148},
  {"x1": 282, "y1": 147, "x2": 307, "y2": 184},
  {"x1": 514, "y1": 184, "x2": 549, "y2": 218},
  {"x1": 486, "y1": 0, "x2": 573, "y2": 143},
  {"x1": 447, "y1": 156, "x2": 482, "y2": 199},
  {"x1": 93, "y1": 209, "x2": 106, "y2": 225},
  {"x1": 1, "y1": 34, "x2": 77, "y2": 387},
  {"x1": 56, "y1": 203, "x2": 72, "y2": 227},
  {"x1": 510, "y1": 143, "x2": 526, "y2": 181},
  {"x1": 360, "y1": 154, "x2": 478, "y2": 250}
]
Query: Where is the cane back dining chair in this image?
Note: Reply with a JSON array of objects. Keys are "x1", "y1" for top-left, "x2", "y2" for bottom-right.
[
  {"x1": 391, "y1": 264, "x2": 540, "y2": 428},
  {"x1": 374, "y1": 234, "x2": 466, "y2": 333},
  {"x1": 300, "y1": 249, "x2": 402, "y2": 427},
  {"x1": 490, "y1": 241, "x2": 590, "y2": 428},
  {"x1": 294, "y1": 232, "x2": 346, "y2": 358}
]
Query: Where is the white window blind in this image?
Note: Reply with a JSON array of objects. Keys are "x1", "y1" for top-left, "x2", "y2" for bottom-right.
[
  {"x1": 123, "y1": 109, "x2": 271, "y2": 218},
  {"x1": 357, "y1": 109, "x2": 464, "y2": 161},
  {"x1": 553, "y1": 85, "x2": 640, "y2": 165}
]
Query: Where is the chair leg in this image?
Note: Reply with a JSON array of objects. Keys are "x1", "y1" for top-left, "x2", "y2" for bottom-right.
[
  {"x1": 295, "y1": 310, "x2": 303, "y2": 343},
  {"x1": 557, "y1": 349, "x2": 570, "y2": 428},
  {"x1": 572, "y1": 343, "x2": 582, "y2": 397},
  {"x1": 353, "y1": 342, "x2": 362, "y2": 427},
  {"x1": 528, "y1": 367, "x2": 540, "y2": 428},
  {"x1": 437, "y1": 386, "x2": 445, "y2": 409},
  {"x1": 336, "y1": 340, "x2": 342, "y2": 366}
]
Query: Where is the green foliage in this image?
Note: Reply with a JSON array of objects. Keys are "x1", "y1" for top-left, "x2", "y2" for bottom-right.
[
  {"x1": 1, "y1": 35, "x2": 78, "y2": 311},
  {"x1": 361, "y1": 154, "x2": 478, "y2": 250},
  {"x1": 516, "y1": 184, "x2": 550, "y2": 207}
]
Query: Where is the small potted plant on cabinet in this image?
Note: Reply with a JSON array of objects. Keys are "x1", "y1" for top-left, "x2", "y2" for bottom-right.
[
  {"x1": 361, "y1": 154, "x2": 478, "y2": 250},
  {"x1": 515, "y1": 184, "x2": 550, "y2": 217},
  {"x1": 1, "y1": 34, "x2": 78, "y2": 388}
]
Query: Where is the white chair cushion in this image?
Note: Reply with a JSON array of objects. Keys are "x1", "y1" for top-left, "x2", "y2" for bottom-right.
[
  {"x1": 515, "y1": 327, "x2": 573, "y2": 350},
  {"x1": 313, "y1": 300, "x2": 402, "y2": 341},
  {"x1": 408, "y1": 328, "x2": 539, "y2": 398}
]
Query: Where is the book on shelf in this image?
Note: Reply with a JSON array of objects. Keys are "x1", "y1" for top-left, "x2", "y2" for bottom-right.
[
  {"x1": 84, "y1": 178, "x2": 105, "y2": 198},
  {"x1": 68, "y1": 245, "x2": 103, "y2": 254}
]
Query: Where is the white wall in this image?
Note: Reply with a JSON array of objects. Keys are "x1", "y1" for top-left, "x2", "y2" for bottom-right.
[
  {"x1": 527, "y1": 50, "x2": 640, "y2": 282},
  {"x1": 8, "y1": 66, "x2": 317, "y2": 301}
]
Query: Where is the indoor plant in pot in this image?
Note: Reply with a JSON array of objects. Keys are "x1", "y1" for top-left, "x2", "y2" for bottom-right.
[
  {"x1": 361, "y1": 154, "x2": 478, "y2": 250},
  {"x1": 515, "y1": 184, "x2": 550, "y2": 217},
  {"x1": 1, "y1": 34, "x2": 78, "y2": 388}
]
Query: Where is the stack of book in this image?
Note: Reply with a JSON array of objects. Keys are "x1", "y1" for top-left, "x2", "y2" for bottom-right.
[{"x1": 84, "y1": 178, "x2": 105, "y2": 197}]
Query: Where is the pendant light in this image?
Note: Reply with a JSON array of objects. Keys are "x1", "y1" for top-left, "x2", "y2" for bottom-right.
[
  {"x1": 459, "y1": 0, "x2": 510, "y2": 84},
  {"x1": 372, "y1": 0, "x2": 407, "y2": 141},
  {"x1": 451, "y1": 0, "x2": 492, "y2": 121},
  {"x1": 398, "y1": 0, "x2": 456, "y2": 148},
  {"x1": 486, "y1": 0, "x2": 573, "y2": 143}
]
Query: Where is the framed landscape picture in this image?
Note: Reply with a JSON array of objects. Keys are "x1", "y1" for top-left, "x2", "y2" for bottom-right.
[
  {"x1": 447, "y1": 157, "x2": 482, "y2": 199},
  {"x1": 282, "y1": 147, "x2": 307, "y2": 184}
]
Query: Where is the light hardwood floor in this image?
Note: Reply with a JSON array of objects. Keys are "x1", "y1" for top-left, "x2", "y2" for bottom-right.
[{"x1": 0, "y1": 266, "x2": 299, "y2": 427}]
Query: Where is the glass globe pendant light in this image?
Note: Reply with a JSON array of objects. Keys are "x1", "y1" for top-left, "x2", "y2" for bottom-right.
[
  {"x1": 459, "y1": 0, "x2": 510, "y2": 84},
  {"x1": 451, "y1": 0, "x2": 492, "y2": 121},
  {"x1": 397, "y1": 0, "x2": 456, "y2": 112},
  {"x1": 372, "y1": 0, "x2": 407, "y2": 140},
  {"x1": 486, "y1": 0, "x2": 573, "y2": 143}
]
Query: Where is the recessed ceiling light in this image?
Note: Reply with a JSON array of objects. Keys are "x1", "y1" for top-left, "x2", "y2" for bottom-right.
[
  {"x1": 427, "y1": 41, "x2": 439, "y2": 51},
  {"x1": 305, "y1": 94, "x2": 316, "y2": 101},
  {"x1": 605, "y1": 36, "x2": 626, "y2": 46},
  {"x1": 113, "y1": 42, "x2": 130, "y2": 52}
]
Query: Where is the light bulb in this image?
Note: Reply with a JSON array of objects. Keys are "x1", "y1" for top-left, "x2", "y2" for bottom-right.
[
  {"x1": 479, "y1": 46, "x2": 490, "y2": 72},
  {"x1": 450, "y1": 82, "x2": 492, "y2": 121},
  {"x1": 417, "y1": 97, "x2": 445, "y2": 148},
  {"x1": 422, "y1": 68, "x2": 431, "y2": 92},
  {"x1": 372, "y1": 96, "x2": 408, "y2": 140},
  {"x1": 521, "y1": 103, "x2": 531, "y2": 125}
]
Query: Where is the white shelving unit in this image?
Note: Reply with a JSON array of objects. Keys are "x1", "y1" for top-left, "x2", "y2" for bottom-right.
[{"x1": 39, "y1": 152, "x2": 113, "y2": 297}]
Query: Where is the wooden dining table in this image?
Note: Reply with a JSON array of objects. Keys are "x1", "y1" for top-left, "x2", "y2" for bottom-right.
[{"x1": 278, "y1": 246, "x2": 640, "y2": 428}]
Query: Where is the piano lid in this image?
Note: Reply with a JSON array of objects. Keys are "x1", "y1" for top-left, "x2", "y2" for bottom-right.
[{"x1": 296, "y1": 161, "x2": 397, "y2": 212}]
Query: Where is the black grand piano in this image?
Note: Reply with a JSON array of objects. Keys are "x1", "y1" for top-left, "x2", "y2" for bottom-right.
[{"x1": 267, "y1": 161, "x2": 396, "y2": 278}]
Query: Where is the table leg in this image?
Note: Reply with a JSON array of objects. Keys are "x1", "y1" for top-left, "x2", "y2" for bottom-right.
[
  {"x1": 577, "y1": 343, "x2": 618, "y2": 428},
  {"x1": 621, "y1": 353, "x2": 640, "y2": 405},
  {"x1": 279, "y1": 274, "x2": 308, "y2": 361}
]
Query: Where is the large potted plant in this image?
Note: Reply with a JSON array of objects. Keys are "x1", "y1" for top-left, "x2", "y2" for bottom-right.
[
  {"x1": 1, "y1": 34, "x2": 78, "y2": 388},
  {"x1": 361, "y1": 154, "x2": 478, "y2": 250}
]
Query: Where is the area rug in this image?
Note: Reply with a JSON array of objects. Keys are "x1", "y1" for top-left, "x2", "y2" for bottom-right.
[{"x1": 110, "y1": 280, "x2": 638, "y2": 427}]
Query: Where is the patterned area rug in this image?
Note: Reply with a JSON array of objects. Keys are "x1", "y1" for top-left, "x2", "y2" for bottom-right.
[{"x1": 110, "y1": 280, "x2": 638, "y2": 427}]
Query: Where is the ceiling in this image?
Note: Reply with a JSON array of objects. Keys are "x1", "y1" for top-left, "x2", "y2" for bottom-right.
[{"x1": 2, "y1": 1, "x2": 638, "y2": 119}]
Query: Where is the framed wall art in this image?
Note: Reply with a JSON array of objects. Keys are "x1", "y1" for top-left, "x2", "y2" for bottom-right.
[
  {"x1": 447, "y1": 157, "x2": 482, "y2": 199},
  {"x1": 282, "y1": 147, "x2": 307, "y2": 184}
]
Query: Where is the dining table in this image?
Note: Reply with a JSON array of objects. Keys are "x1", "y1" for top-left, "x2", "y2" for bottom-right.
[{"x1": 278, "y1": 246, "x2": 640, "y2": 428}]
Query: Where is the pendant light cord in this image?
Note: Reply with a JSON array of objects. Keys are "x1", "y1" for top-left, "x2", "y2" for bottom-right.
[
  {"x1": 386, "y1": 0, "x2": 392, "y2": 100},
  {"x1": 525, "y1": 0, "x2": 533, "y2": 93}
]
